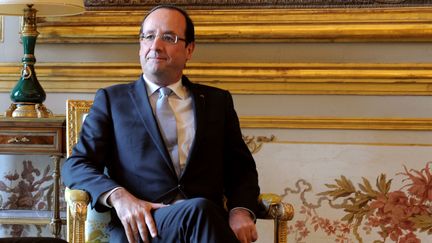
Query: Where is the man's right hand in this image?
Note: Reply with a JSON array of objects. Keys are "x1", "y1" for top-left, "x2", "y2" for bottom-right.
[{"x1": 109, "y1": 188, "x2": 167, "y2": 243}]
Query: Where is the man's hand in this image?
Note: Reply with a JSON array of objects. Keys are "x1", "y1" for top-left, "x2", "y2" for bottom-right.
[
  {"x1": 109, "y1": 188, "x2": 166, "y2": 243},
  {"x1": 229, "y1": 208, "x2": 258, "y2": 243}
]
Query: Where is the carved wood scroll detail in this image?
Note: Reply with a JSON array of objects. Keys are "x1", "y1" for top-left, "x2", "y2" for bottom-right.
[{"x1": 243, "y1": 135, "x2": 275, "y2": 154}]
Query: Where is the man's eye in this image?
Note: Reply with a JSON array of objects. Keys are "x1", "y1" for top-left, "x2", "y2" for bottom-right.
[
  {"x1": 162, "y1": 35, "x2": 176, "y2": 43},
  {"x1": 144, "y1": 34, "x2": 156, "y2": 40}
]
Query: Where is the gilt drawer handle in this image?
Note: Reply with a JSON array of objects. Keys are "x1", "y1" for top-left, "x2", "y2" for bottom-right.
[{"x1": 7, "y1": 137, "x2": 31, "y2": 144}]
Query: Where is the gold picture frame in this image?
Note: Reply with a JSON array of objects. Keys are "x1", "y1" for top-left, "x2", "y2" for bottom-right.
[
  {"x1": 82, "y1": 0, "x2": 432, "y2": 10},
  {"x1": 37, "y1": 5, "x2": 432, "y2": 43}
]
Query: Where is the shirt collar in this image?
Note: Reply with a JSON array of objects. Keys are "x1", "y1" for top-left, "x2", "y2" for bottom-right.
[{"x1": 143, "y1": 74, "x2": 187, "y2": 99}]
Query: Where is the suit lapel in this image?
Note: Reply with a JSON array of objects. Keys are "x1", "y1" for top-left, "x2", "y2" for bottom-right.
[{"x1": 128, "y1": 76, "x2": 177, "y2": 176}]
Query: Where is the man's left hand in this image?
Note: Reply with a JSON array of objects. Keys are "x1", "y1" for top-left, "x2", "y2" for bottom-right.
[{"x1": 229, "y1": 208, "x2": 258, "y2": 243}]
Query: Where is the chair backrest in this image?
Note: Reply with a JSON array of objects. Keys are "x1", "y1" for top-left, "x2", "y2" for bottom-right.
[
  {"x1": 66, "y1": 100, "x2": 93, "y2": 158},
  {"x1": 66, "y1": 100, "x2": 110, "y2": 243}
]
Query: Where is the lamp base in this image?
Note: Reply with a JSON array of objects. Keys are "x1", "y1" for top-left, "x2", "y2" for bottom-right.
[{"x1": 5, "y1": 103, "x2": 53, "y2": 118}]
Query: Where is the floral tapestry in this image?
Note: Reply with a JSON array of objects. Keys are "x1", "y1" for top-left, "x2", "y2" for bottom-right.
[
  {"x1": 284, "y1": 163, "x2": 432, "y2": 243},
  {"x1": 0, "y1": 155, "x2": 65, "y2": 238},
  {"x1": 254, "y1": 142, "x2": 432, "y2": 243}
]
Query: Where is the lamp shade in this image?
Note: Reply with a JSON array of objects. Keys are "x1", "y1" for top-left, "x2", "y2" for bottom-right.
[{"x1": 0, "y1": 0, "x2": 84, "y2": 16}]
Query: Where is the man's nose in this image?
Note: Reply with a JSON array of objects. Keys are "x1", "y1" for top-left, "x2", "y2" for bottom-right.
[{"x1": 150, "y1": 36, "x2": 164, "y2": 49}]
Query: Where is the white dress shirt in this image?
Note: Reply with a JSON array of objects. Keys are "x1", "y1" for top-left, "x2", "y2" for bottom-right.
[{"x1": 145, "y1": 75, "x2": 195, "y2": 171}]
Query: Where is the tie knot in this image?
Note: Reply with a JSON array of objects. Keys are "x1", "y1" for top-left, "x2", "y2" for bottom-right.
[{"x1": 159, "y1": 87, "x2": 172, "y2": 97}]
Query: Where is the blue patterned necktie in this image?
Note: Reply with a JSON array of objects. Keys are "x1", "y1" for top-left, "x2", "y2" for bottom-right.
[{"x1": 156, "y1": 87, "x2": 180, "y2": 176}]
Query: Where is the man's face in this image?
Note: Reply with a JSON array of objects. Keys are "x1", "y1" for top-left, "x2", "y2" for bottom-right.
[{"x1": 139, "y1": 8, "x2": 195, "y2": 85}]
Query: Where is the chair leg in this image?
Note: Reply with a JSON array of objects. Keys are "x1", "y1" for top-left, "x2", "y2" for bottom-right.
[{"x1": 274, "y1": 219, "x2": 288, "y2": 243}]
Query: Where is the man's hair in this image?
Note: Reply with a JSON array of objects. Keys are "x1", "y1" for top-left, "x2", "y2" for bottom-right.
[{"x1": 140, "y1": 5, "x2": 195, "y2": 45}]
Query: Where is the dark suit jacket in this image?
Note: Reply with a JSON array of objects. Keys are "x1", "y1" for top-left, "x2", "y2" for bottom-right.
[{"x1": 62, "y1": 75, "x2": 260, "y2": 227}]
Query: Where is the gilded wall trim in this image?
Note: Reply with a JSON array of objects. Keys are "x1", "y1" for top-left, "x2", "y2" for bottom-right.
[
  {"x1": 0, "y1": 17, "x2": 3, "y2": 43},
  {"x1": 239, "y1": 116, "x2": 432, "y2": 131},
  {"x1": 1, "y1": 62, "x2": 432, "y2": 95},
  {"x1": 37, "y1": 7, "x2": 432, "y2": 43}
]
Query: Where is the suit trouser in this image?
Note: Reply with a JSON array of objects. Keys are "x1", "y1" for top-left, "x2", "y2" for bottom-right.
[{"x1": 109, "y1": 197, "x2": 240, "y2": 243}]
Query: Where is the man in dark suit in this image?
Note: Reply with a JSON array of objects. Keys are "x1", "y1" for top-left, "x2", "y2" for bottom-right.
[{"x1": 62, "y1": 5, "x2": 260, "y2": 243}]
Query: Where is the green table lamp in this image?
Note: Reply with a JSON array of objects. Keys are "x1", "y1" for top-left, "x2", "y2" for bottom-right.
[{"x1": 0, "y1": 0, "x2": 84, "y2": 118}]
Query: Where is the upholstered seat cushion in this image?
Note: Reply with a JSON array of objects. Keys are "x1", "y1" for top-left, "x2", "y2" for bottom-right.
[{"x1": 0, "y1": 238, "x2": 67, "y2": 243}]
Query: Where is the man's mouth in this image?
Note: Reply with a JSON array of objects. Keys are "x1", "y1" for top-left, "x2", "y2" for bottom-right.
[{"x1": 147, "y1": 55, "x2": 167, "y2": 61}]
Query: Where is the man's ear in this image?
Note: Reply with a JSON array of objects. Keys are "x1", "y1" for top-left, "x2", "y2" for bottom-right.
[{"x1": 186, "y1": 42, "x2": 195, "y2": 60}]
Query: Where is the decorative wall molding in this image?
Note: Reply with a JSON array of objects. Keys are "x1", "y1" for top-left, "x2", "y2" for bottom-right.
[
  {"x1": 36, "y1": 7, "x2": 432, "y2": 43},
  {"x1": 2, "y1": 62, "x2": 432, "y2": 95},
  {"x1": 239, "y1": 116, "x2": 432, "y2": 131}
]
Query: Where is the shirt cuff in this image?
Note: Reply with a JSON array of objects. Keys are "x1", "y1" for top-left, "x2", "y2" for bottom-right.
[
  {"x1": 229, "y1": 207, "x2": 257, "y2": 223},
  {"x1": 98, "y1": 187, "x2": 123, "y2": 208}
]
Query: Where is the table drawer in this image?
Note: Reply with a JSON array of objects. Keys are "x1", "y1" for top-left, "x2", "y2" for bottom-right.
[{"x1": 0, "y1": 130, "x2": 62, "y2": 154}]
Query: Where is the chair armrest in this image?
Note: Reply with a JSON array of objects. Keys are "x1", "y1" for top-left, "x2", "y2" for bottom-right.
[
  {"x1": 65, "y1": 188, "x2": 90, "y2": 243},
  {"x1": 258, "y1": 193, "x2": 294, "y2": 221},
  {"x1": 258, "y1": 193, "x2": 294, "y2": 243},
  {"x1": 63, "y1": 190, "x2": 294, "y2": 243}
]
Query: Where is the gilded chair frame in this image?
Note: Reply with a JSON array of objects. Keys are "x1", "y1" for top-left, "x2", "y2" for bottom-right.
[
  {"x1": 65, "y1": 99, "x2": 294, "y2": 243},
  {"x1": 66, "y1": 100, "x2": 93, "y2": 158},
  {"x1": 65, "y1": 100, "x2": 91, "y2": 243}
]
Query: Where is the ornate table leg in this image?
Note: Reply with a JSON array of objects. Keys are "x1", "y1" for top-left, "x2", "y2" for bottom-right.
[{"x1": 50, "y1": 155, "x2": 62, "y2": 238}]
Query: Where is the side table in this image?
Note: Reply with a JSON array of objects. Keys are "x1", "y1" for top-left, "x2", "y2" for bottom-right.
[{"x1": 0, "y1": 116, "x2": 66, "y2": 238}]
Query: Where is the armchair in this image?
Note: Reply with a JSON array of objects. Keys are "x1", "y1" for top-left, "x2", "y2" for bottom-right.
[{"x1": 64, "y1": 100, "x2": 294, "y2": 243}]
